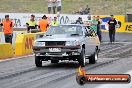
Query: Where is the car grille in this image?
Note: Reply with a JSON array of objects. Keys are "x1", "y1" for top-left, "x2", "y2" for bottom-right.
[{"x1": 45, "y1": 41, "x2": 65, "y2": 46}]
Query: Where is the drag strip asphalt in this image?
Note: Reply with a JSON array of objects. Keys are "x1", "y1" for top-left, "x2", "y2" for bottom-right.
[{"x1": 0, "y1": 33, "x2": 132, "y2": 88}]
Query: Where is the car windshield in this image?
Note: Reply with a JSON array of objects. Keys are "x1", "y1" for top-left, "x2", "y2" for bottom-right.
[{"x1": 45, "y1": 25, "x2": 83, "y2": 36}]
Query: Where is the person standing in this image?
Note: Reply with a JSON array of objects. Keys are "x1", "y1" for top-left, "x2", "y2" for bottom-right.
[
  {"x1": 47, "y1": 0, "x2": 52, "y2": 14},
  {"x1": 26, "y1": 14, "x2": 37, "y2": 33},
  {"x1": 96, "y1": 16, "x2": 102, "y2": 42},
  {"x1": 57, "y1": 0, "x2": 62, "y2": 13},
  {"x1": 84, "y1": 5, "x2": 90, "y2": 14},
  {"x1": 51, "y1": 0, "x2": 57, "y2": 14},
  {"x1": 91, "y1": 16, "x2": 98, "y2": 33},
  {"x1": 0, "y1": 15, "x2": 14, "y2": 44},
  {"x1": 51, "y1": 17, "x2": 59, "y2": 26},
  {"x1": 38, "y1": 15, "x2": 49, "y2": 32},
  {"x1": 108, "y1": 15, "x2": 117, "y2": 43}
]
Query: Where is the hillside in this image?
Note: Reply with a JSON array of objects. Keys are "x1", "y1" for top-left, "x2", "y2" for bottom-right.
[{"x1": 0, "y1": 0, "x2": 131, "y2": 15}]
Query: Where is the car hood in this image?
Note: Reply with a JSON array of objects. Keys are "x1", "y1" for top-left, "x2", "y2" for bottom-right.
[{"x1": 35, "y1": 34, "x2": 82, "y2": 42}]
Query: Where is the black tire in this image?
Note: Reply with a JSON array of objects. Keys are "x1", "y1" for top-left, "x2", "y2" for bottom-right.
[
  {"x1": 78, "y1": 48, "x2": 86, "y2": 67},
  {"x1": 35, "y1": 56, "x2": 42, "y2": 67},
  {"x1": 51, "y1": 60, "x2": 59, "y2": 63},
  {"x1": 89, "y1": 52, "x2": 98, "y2": 64}
]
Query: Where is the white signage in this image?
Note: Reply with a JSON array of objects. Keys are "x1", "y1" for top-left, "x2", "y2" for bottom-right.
[{"x1": 0, "y1": 13, "x2": 91, "y2": 28}]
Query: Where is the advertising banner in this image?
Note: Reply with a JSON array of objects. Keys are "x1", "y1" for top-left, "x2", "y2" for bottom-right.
[
  {"x1": 0, "y1": 13, "x2": 132, "y2": 33},
  {"x1": 100, "y1": 15, "x2": 125, "y2": 32},
  {"x1": 0, "y1": 13, "x2": 90, "y2": 28}
]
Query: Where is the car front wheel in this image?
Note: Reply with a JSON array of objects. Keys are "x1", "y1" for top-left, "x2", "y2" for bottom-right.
[
  {"x1": 78, "y1": 48, "x2": 86, "y2": 67},
  {"x1": 35, "y1": 55, "x2": 42, "y2": 67}
]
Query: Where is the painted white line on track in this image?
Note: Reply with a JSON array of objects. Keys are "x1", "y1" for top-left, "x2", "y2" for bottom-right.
[
  {"x1": 0, "y1": 54, "x2": 34, "y2": 62},
  {"x1": 95, "y1": 70, "x2": 132, "y2": 88}
]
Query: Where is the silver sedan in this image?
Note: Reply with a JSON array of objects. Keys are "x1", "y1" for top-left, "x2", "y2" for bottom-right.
[{"x1": 33, "y1": 24, "x2": 100, "y2": 67}]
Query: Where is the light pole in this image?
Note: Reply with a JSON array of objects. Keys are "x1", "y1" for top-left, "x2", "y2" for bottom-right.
[{"x1": 124, "y1": 0, "x2": 127, "y2": 18}]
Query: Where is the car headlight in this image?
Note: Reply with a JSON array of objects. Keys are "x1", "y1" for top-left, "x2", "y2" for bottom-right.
[
  {"x1": 66, "y1": 41, "x2": 73, "y2": 46},
  {"x1": 34, "y1": 42, "x2": 45, "y2": 46},
  {"x1": 66, "y1": 41, "x2": 80, "y2": 46}
]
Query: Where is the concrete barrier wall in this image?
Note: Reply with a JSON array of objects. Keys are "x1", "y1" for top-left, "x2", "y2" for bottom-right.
[
  {"x1": 15, "y1": 33, "x2": 36, "y2": 56},
  {"x1": 0, "y1": 31, "x2": 27, "y2": 47},
  {"x1": 0, "y1": 31, "x2": 45, "y2": 59},
  {"x1": 0, "y1": 32, "x2": 44, "y2": 59},
  {"x1": 15, "y1": 32, "x2": 45, "y2": 56},
  {"x1": 0, "y1": 43, "x2": 14, "y2": 59}
]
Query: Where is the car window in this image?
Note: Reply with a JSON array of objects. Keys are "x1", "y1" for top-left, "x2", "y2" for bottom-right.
[
  {"x1": 46, "y1": 25, "x2": 83, "y2": 36},
  {"x1": 66, "y1": 27, "x2": 77, "y2": 33}
]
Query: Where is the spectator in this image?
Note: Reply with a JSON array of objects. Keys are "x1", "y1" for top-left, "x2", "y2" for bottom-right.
[
  {"x1": 107, "y1": 15, "x2": 117, "y2": 43},
  {"x1": 51, "y1": 17, "x2": 59, "y2": 26},
  {"x1": 51, "y1": 0, "x2": 57, "y2": 14},
  {"x1": 84, "y1": 5, "x2": 90, "y2": 14},
  {"x1": 38, "y1": 15, "x2": 49, "y2": 32},
  {"x1": 75, "y1": 17, "x2": 83, "y2": 24},
  {"x1": 57, "y1": 0, "x2": 62, "y2": 13},
  {"x1": 26, "y1": 14, "x2": 37, "y2": 33},
  {"x1": 0, "y1": 15, "x2": 14, "y2": 44},
  {"x1": 47, "y1": 0, "x2": 52, "y2": 14},
  {"x1": 73, "y1": 5, "x2": 90, "y2": 15},
  {"x1": 96, "y1": 16, "x2": 102, "y2": 42}
]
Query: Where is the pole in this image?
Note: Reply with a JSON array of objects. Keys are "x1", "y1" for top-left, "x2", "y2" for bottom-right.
[{"x1": 124, "y1": 0, "x2": 127, "y2": 20}]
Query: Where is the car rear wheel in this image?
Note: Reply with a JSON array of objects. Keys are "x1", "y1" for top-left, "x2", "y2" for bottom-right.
[
  {"x1": 35, "y1": 56, "x2": 42, "y2": 67},
  {"x1": 51, "y1": 60, "x2": 59, "y2": 63},
  {"x1": 78, "y1": 48, "x2": 86, "y2": 67},
  {"x1": 89, "y1": 52, "x2": 98, "y2": 64}
]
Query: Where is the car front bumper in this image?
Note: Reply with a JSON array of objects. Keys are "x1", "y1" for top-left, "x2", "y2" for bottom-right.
[{"x1": 33, "y1": 45, "x2": 81, "y2": 57}]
